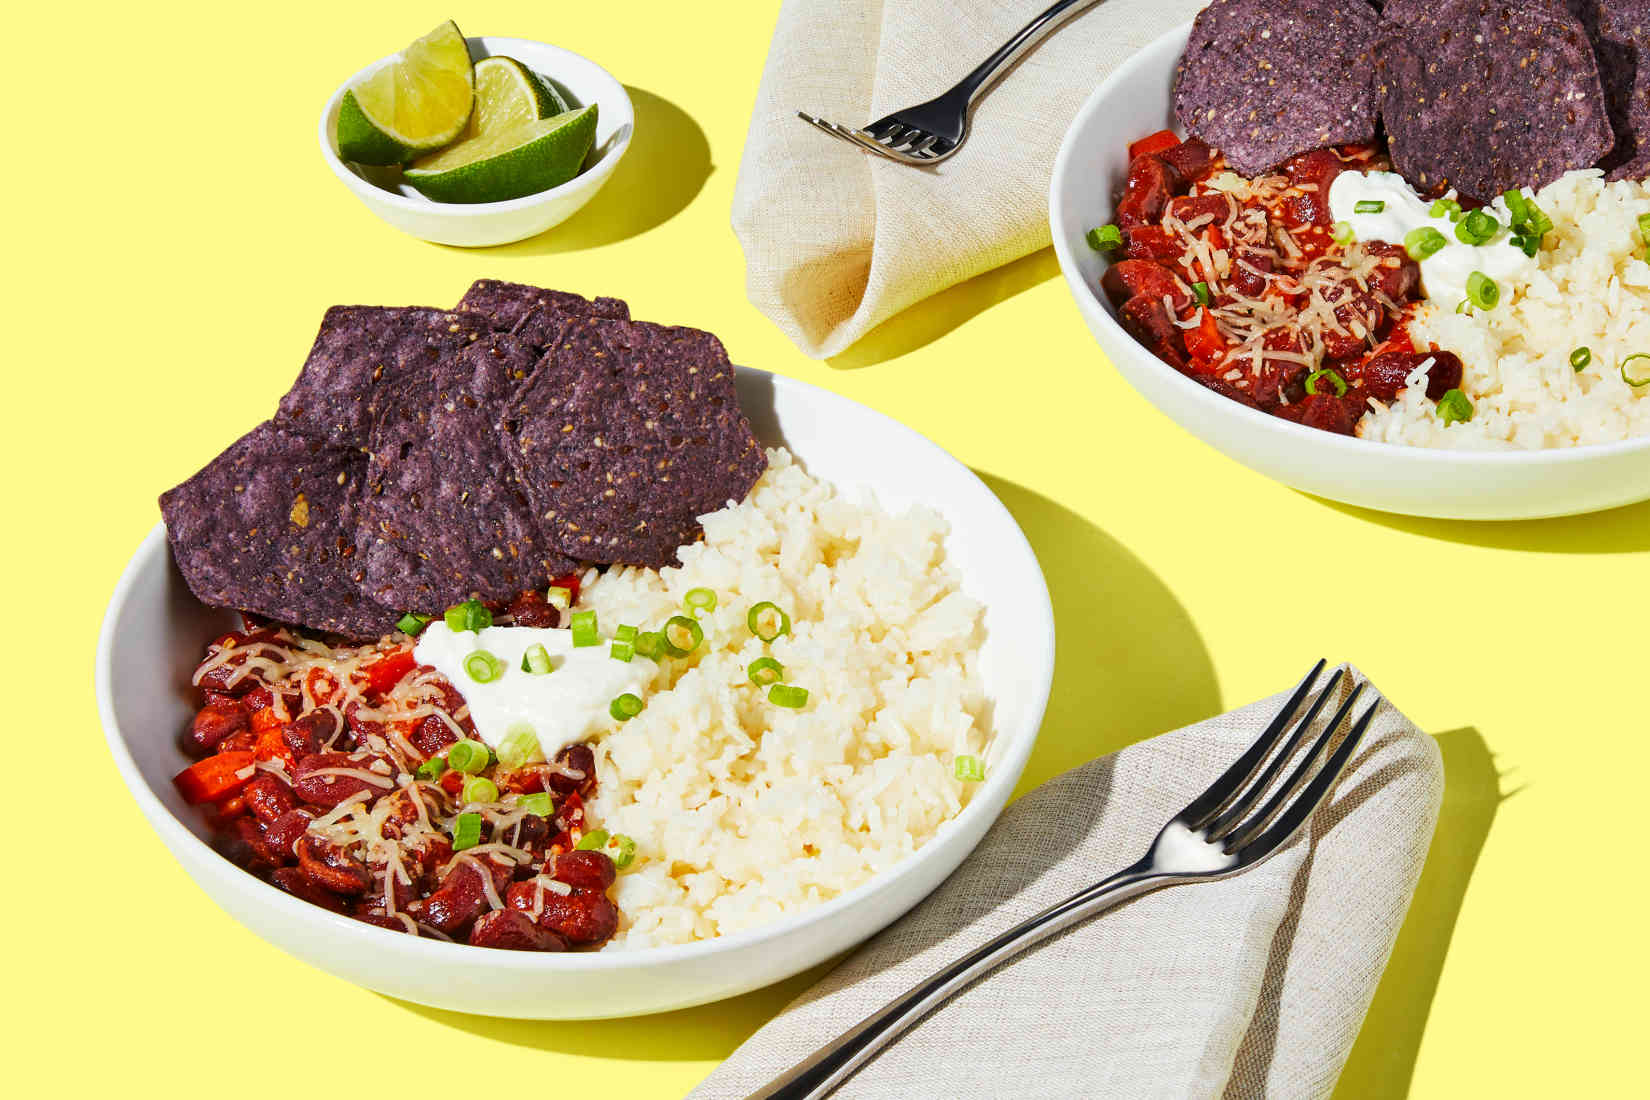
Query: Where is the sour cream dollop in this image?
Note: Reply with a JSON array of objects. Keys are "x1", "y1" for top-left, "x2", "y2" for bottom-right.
[
  {"x1": 415, "y1": 623, "x2": 653, "y2": 758},
  {"x1": 1327, "y1": 170, "x2": 1537, "y2": 306}
]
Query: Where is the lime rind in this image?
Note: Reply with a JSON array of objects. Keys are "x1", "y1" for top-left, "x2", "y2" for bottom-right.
[{"x1": 404, "y1": 104, "x2": 598, "y2": 204}]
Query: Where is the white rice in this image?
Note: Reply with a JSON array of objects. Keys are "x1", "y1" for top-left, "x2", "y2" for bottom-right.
[
  {"x1": 580, "y1": 448, "x2": 991, "y2": 949},
  {"x1": 1359, "y1": 170, "x2": 1650, "y2": 449}
]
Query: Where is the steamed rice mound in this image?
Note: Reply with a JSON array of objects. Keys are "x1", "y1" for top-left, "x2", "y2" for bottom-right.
[
  {"x1": 580, "y1": 449, "x2": 991, "y2": 948},
  {"x1": 1360, "y1": 171, "x2": 1650, "y2": 449}
]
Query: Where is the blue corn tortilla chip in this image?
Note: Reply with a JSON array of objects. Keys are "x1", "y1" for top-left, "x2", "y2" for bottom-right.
[
  {"x1": 1376, "y1": 0, "x2": 1614, "y2": 197},
  {"x1": 1574, "y1": 0, "x2": 1650, "y2": 180},
  {"x1": 500, "y1": 317, "x2": 767, "y2": 567},
  {"x1": 456, "y1": 280, "x2": 629, "y2": 351},
  {"x1": 275, "y1": 306, "x2": 489, "y2": 447},
  {"x1": 1174, "y1": 0, "x2": 1381, "y2": 174},
  {"x1": 160, "y1": 422, "x2": 391, "y2": 638},
  {"x1": 359, "y1": 333, "x2": 578, "y2": 613}
]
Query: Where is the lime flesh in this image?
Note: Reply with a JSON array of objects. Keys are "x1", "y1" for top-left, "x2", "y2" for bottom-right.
[{"x1": 336, "y1": 20, "x2": 474, "y2": 165}]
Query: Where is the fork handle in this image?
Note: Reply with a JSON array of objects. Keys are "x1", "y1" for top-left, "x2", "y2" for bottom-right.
[
  {"x1": 950, "y1": 0, "x2": 1106, "y2": 106},
  {"x1": 743, "y1": 858, "x2": 1164, "y2": 1100}
]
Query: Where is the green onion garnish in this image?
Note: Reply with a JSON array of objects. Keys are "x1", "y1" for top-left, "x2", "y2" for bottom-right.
[
  {"x1": 1466, "y1": 271, "x2": 1499, "y2": 310},
  {"x1": 520, "y1": 643, "x2": 553, "y2": 675},
  {"x1": 1455, "y1": 298, "x2": 1472, "y2": 314},
  {"x1": 610, "y1": 640, "x2": 634, "y2": 662},
  {"x1": 953, "y1": 755, "x2": 986, "y2": 782},
  {"x1": 748, "y1": 656, "x2": 785, "y2": 686},
  {"x1": 614, "y1": 624, "x2": 638, "y2": 643},
  {"x1": 1430, "y1": 197, "x2": 1462, "y2": 220},
  {"x1": 1437, "y1": 388, "x2": 1474, "y2": 426},
  {"x1": 1304, "y1": 367, "x2": 1348, "y2": 397},
  {"x1": 576, "y1": 829, "x2": 610, "y2": 851},
  {"x1": 496, "y1": 724, "x2": 541, "y2": 770},
  {"x1": 633, "y1": 631, "x2": 666, "y2": 660},
  {"x1": 1570, "y1": 347, "x2": 1592, "y2": 372},
  {"x1": 663, "y1": 615, "x2": 704, "y2": 656},
  {"x1": 464, "y1": 650, "x2": 505, "y2": 683},
  {"x1": 1404, "y1": 226, "x2": 1447, "y2": 261},
  {"x1": 1454, "y1": 208, "x2": 1500, "y2": 246},
  {"x1": 396, "y1": 612, "x2": 431, "y2": 636},
  {"x1": 768, "y1": 684, "x2": 809, "y2": 709},
  {"x1": 1332, "y1": 220, "x2": 1355, "y2": 245},
  {"x1": 546, "y1": 585, "x2": 572, "y2": 612},
  {"x1": 748, "y1": 602, "x2": 791, "y2": 642},
  {"x1": 1621, "y1": 354, "x2": 1650, "y2": 388},
  {"x1": 1192, "y1": 281, "x2": 1211, "y2": 307},
  {"x1": 444, "y1": 598, "x2": 492, "y2": 634},
  {"x1": 1354, "y1": 199, "x2": 1385, "y2": 214},
  {"x1": 610, "y1": 693, "x2": 644, "y2": 721},
  {"x1": 683, "y1": 588, "x2": 717, "y2": 615},
  {"x1": 447, "y1": 739, "x2": 489, "y2": 775},
  {"x1": 570, "y1": 610, "x2": 599, "y2": 648},
  {"x1": 1503, "y1": 189, "x2": 1530, "y2": 225},
  {"x1": 451, "y1": 812, "x2": 483, "y2": 851},
  {"x1": 610, "y1": 834, "x2": 637, "y2": 869},
  {"x1": 461, "y1": 775, "x2": 499, "y2": 804},
  {"x1": 517, "y1": 792, "x2": 553, "y2": 817},
  {"x1": 1086, "y1": 224, "x2": 1123, "y2": 251},
  {"x1": 416, "y1": 756, "x2": 447, "y2": 781},
  {"x1": 1510, "y1": 233, "x2": 1540, "y2": 257}
]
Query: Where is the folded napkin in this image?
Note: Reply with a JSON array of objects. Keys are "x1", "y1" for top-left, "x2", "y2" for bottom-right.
[
  {"x1": 690, "y1": 668, "x2": 1442, "y2": 1099},
  {"x1": 731, "y1": 0, "x2": 1205, "y2": 357}
]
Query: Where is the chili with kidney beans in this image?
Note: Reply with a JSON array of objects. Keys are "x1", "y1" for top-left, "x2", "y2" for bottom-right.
[
  {"x1": 1097, "y1": 129, "x2": 1463, "y2": 436},
  {"x1": 172, "y1": 574, "x2": 634, "y2": 951}
]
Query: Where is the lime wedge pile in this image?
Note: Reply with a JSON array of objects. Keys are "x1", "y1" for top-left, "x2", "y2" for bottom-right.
[{"x1": 336, "y1": 21, "x2": 475, "y2": 165}]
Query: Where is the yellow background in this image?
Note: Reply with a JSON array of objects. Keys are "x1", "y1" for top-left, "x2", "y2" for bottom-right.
[{"x1": 8, "y1": 1, "x2": 1645, "y2": 1094}]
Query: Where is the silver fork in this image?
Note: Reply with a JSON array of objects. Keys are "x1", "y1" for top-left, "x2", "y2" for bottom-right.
[
  {"x1": 797, "y1": 0, "x2": 1104, "y2": 166},
  {"x1": 748, "y1": 661, "x2": 1376, "y2": 1099}
]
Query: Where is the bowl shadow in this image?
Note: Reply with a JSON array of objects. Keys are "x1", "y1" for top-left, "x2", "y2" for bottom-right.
[{"x1": 1314, "y1": 495, "x2": 1650, "y2": 554}]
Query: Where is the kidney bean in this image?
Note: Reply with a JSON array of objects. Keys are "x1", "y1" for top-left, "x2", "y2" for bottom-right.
[
  {"x1": 216, "y1": 729, "x2": 258, "y2": 754},
  {"x1": 551, "y1": 744, "x2": 597, "y2": 797},
  {"x1": 242, "y1": 774, "x2": 297, "y2": 826},
  {"x1": 284, "y1": 709, "x2": 342, "y2": 759},
  {"x1": 1361, "y1": 350, "x2": 1465, "y2": 403},
  {"x1": 1365, "y1": 242, "x2": 1421, "y2": 301},
  {"x1": 1230, "y1": 247, "x2": 1275, "y2": 298},
  {"x1": 1122, "y1": 225, "x2": 1183, "y2": 261},
  {"x1": 1101, "y1": 259, "x2": 1190, "y2": 311},
  {"x1": 1157, "y1": 137, "x2": 1213, "y2": 185},
  {"x1": 1118, "y1": 294, "x2": 1179, "y2": 351},
  {"x1": 470, "y1": 909, "x2": 569, "y2": 952},
  {"x1": 1115, "y1": 153, "x2": 1173, "y2": 229},
  {"x1": 292, "y1": 751, "x2": 396, "y2": 809},
  {"x1": 185, "y1": 702, "x2": 250, "y2": 757},
  {"x1": 550, "y1": 850, "x2": 616, "y2": 892},
  {"x1": 232, "y1": 816, "x2": 292, "y2": 871},
  {"x1": 535, "y1": 887, "x2": 619, "y2": 946},
  {"x1": 264, "y1": 809, "x2": 313, "y2": 860},
  {"x1": 1290, "y1": 392, "x2": 1361, "y2": 435},
  {"x1": 351, "y1": 907, "x2": 411, "y2": 933},
  {"x1": 271, "y1": 867, "x2": 346, "y2": 914},
  {"x1": 505, "y1": 588, "x2": 563, "y2": 628},
  {"x1": 411, "y1": 713, "x2": 460, "y2": 759},
  {"x1": 297, "y1": 835, "x2": 371, "y2": 896},
  {"x1": 405, "y1": 861, "x2": 492, "y2": 937}
]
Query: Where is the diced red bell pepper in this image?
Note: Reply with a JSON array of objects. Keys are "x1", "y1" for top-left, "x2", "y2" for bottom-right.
[
  {"x1": 306, "y1": 667, "x2": 340, "y2": 707},
  {"x1": 360, "y1": 648, "x2": 416, "y2": 699},
  {"x1": 549, "y1": 571, "x2": 583, "y2": 605},
  {"x1": 1128, "y1": 129, "x2": 1181, "y2": 161},
  {"x1": 439, "y1": 769, "x2": 465, "y2": 796},
  {"x1": 174, "y1": 751, "x2": 257, "y2": 806},
  {"x1": 1183, "y1": 309, "x2": 1228, "y2": 366}
]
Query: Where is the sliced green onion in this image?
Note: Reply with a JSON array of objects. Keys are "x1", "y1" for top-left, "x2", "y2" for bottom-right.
[
  {"x1": 575, "y1": 829, "x2": 609, "y2": 851},
  {"x1": 1304, "y1": 367, "x2": 1348, "y2": 397},
  {"x1": 1503, "y1": 189, "x2": 1530, "y2": 225},
  {"x1": 610, "y1": 640, "x2": 634, "y2": 662},
  {"x1": 416, "y1": 756, "x2": 447, "y2": 781},
  {"x1": 953, "y1": 754, "x2": 986, "y2": 782},
  {"x1": 610, "y1": 693, "x2": 644, "y2": 721},
  {"x1": 520, "y1": 643, "x2": 553, "y2": 675},
  {"x1": 461, "y1": 775, "x2": 499, "y2": 804},
  {"x1": 1466, "y1": 271, "x2": 1500, "y2": 310},
  {"x1": 1430, "y1": 197, "x2": 1462, "y2": 219},
  {"x1": 1621, "y1": 354, "x2": 1650, "y2": 387},
  {"x1": 1511, "y1": 233, "x2": 1540, "y2": 258},
  {"x1": 609, "y1": 833, "x2": 637, "y2": 869},
  {"x1": 1455, "y1": 298, "x2": 1472, "y2": 314},
  {"x1": 683, "y1": 588, "x2": 718, "y2": 616},
  {"x1": 1437, "y1": 388, "x2": 1474, "y2": 426},
  {"x1": 444, "y1": 598, "x2": 492, "y2": 633},
  {"x1": 395, "y1": 612, "x2": 431, "y2": 636},
  {"x1": 516, "y1": 792, "x2": 553, "y2": 817},
  {"x1": 747, "y1": 602, "x2": 791, "y2": 642},
  {"x1": 1528, "y1": 202, "x2": 1553, "y2": 236},
  {"x1": 633, "y1": 631, "x2": 666, "y2": 661},
  {"x1": 570, "y1": 610, "x2": 599, "y2": 648},
  {"x1": 451, "y1": 812, "x2": 483, "y2": 851},
  {"x1": 1454, "y1": 208, "x2": 1499, "y2": 245},
  {"x1": 1570, "y1": 347, "x2": 1592, "y2": 372},
  {"x1": 1404, "y1": 225, "x2": 1447, "y2": 261},
  {"x1": 748, "y1": 656, "x2": 785, "y2": 686},
  {"x1": 663, "y1": 615, "x2": 704, "y2": 656},
  {"x1": 464, "y1": 649, "x2": 505, "y2": 683},
  {"x1": 1353, "y1": 199, "x2": 1385, "y2": 214},
  {"x1": 614, "y1": 624, "x2": 638, "y2": 644},
  {"x1": 546, "y1": 585, "x2": 572, "y2": 612},
  {"x1": 1085, "y1": 224, "x2": 1123, "y2": 251},
  {"x1": 447, "y1": 739, "x2": 489, "y2": 775},
  {"x1": 1191, "y1": 281, "x2": 1211, "y2": 307},
  {"x1": 1639, "y1": 213, "x2": 1650, "y2": 245},
  {"x1": 496, "y1": 724, "x2": 541, "y2": 770},
  {"x1": 768, "y1": 684, "x2": 809, "y2": 709},
  {"x1": 1332, "y1": 220, "x2": 1355, "y2": 245}
]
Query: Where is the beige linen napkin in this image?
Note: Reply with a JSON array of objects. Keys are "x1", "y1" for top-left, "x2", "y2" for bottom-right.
[
  {"x1": 690, "y1": 668, "x2": 1442, "y2": 1099},
  {"x1": 731, "y1": 0, "x2": 1205, "y2": 357}
]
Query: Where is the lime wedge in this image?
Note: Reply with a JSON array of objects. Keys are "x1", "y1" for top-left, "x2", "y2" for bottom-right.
[
  {"x1": 336, "y1": 21, "x2": 475, "y2": 165},
  {"x1": 406, "y1": 102, "x2": 598, "y2": 203},
  {"x1": 463, "y1": 56, "x2": 561, "y2": 136}
]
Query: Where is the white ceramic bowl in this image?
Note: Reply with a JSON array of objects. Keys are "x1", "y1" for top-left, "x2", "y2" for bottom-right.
[
  {"x1": 319, "y1": 36, "x2": 634, "y2": 248},
  {"x1": 1049, "y1": 25, "x2": 1650, "y2": 521},
  {"x1": 96, "y1": 368, "x2": 1054, "y2": 1019}
]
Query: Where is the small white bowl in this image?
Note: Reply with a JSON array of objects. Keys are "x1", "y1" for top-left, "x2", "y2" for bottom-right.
[
  {"x1": 1049, "y1": 24, "x2": 1650, "y2": 521},
  {"x1": 97, "y1": 368, "x2": 1055, "y2": 1019},
  {"x1": 319, "y1": 36, "x2": 634, "y2": 248}
]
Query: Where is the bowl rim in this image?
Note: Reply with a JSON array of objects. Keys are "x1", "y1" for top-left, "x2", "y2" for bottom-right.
[
  {"x1": 97, "y1": 367, "x2": 1056, "y2": 973},
  {"x1": 317, "y1": 34, "x2": 635, "y2": 216},
  {"x1": 1049, "y1": 21, "x2": 1650, "y2": 468}
]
